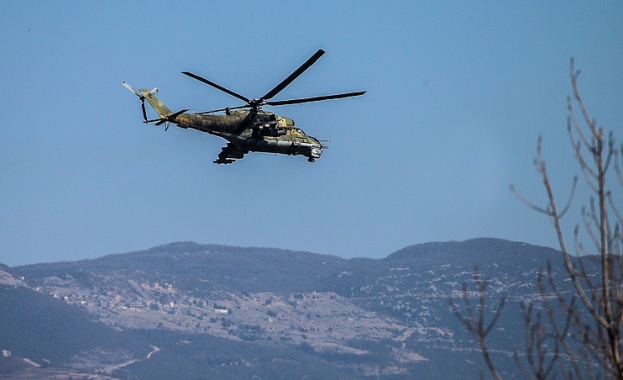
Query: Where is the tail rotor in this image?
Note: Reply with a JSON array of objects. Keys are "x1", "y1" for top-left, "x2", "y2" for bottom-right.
[
  {"x1": 122, "y1": 82, "x2": 187, "y2": 130},
  {"x1": 123, "y1": 82, "x2": 150, "y2": 123}
]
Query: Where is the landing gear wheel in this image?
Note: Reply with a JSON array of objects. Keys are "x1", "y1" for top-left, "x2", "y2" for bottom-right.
[{"x1": 308, "y1": 157, "x2": 315, "y2": 163}]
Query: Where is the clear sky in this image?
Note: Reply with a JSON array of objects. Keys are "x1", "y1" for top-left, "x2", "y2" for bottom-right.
[{"x1": 1, "y1": 1, "x2": 622, "y2": 266}]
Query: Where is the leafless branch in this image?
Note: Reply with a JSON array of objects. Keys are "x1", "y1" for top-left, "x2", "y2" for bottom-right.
[
  {"x1": 512, "y1": 58, "x2": 623, "y2": 379},
  {"x1": 448, "y1": 266, "x2": 506, "y2": 380},
  {"x1": 510, "y1": 136, "x2": 578, "y2": 219}
]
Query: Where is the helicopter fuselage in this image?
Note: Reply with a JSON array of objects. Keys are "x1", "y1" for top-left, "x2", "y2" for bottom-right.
[{"x1": 172, "y1": 109, "x2": 325, "y2": 163}]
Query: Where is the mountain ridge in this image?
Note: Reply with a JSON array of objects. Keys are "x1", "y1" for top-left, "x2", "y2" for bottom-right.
[
  {"x1": 5, "y1": 237, "x2": 559, "y2": 269},
  {"x1": 1, "y1": 237, "x2": 585, "y2": 379}
]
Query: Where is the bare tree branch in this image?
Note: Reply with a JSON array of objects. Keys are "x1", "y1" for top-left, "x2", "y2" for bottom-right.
[
  {"x1": 448, "y1": 266, "x2": 506, "y2": 380},
  {"x1": 513, "y1": 58, "x2": 623, "y2": 378}
]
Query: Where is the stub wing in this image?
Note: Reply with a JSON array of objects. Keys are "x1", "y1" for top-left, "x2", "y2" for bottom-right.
[{"x1": 214, "y1": 143, "x2": 248, "y2": 164}]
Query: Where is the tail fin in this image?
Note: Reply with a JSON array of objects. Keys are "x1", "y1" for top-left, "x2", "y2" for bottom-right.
[
  {"x1": 139, "y1": 88, "x2": 173, "y2": 118},
  {"x1": 123, "y1": 82, "x2": 187, "y2": 129}
]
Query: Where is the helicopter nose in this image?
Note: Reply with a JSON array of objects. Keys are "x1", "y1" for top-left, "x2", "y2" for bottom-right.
[{"x1": 311, "y1": 147, "x2": 322, "y2": 159}]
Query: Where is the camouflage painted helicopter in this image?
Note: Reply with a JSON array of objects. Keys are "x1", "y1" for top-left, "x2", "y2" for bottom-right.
[{"x1": 123, "y1": 49, "x2": 365, "y2": 164}]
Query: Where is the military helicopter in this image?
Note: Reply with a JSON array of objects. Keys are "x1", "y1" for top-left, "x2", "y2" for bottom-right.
[{"x1": 123, "y1": 49, "x2": 365, "y2": 164}]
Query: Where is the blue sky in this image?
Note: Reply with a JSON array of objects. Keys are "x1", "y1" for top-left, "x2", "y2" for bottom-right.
[{"x1": 1, "y1": 2, "x2": 622, "y2": 266}]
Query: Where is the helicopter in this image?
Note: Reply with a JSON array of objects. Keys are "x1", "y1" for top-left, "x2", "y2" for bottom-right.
[{"x1": 123, "y1": 49, "x2": 365, "y2": 164}]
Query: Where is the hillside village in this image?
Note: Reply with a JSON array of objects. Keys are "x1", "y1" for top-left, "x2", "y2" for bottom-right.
[{"x1": 24, "y1": 270, "x2": 426, "y2": 360}]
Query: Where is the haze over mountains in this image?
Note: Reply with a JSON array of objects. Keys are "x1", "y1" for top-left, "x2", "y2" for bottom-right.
[{"x1": 0, "y1": 238, "x2": 579, "y2": 379}]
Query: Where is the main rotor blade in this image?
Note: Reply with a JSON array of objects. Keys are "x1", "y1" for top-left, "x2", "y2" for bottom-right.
[
  {"x1": 266, "y1": 91, "x2": 366, "y2": 106},
  {"x1": 182, "y1": 71, "x2": 250, "y2": 104},
  {"x1": 199, "y1": 104, "x2": 249, "y2": 114},
  {"x1": 261, "y1": 49, "x2": 325, "y2": 101}
]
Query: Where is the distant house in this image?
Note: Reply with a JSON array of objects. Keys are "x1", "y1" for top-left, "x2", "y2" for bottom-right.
[{"x1": 128, "y1": 302, "x2": 144, "y2": 311}]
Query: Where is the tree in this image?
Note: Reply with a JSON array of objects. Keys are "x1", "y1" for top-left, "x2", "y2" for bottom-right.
[
  {"x1": 513, "y1": 58, "x2": 623, "y2": 378},
  {"x1": 448, "y1": 266, "x2": 506, "y2": 380},
  {"x1": 452, "y1": 59, "x2": 622, "y2": 378}
]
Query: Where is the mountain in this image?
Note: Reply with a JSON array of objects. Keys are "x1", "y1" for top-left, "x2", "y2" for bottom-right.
[
  {"x1": 1, "y1": 238, "x2": 584, "y2": 378},
  {"x1": 0, "y1": 266, "x2": 150, "y2": 379}
]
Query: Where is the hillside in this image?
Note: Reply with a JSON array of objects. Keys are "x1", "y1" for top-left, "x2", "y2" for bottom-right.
[
  {"x1": 0, "y1": 271, "x2": 150, "y2": 378},
  {"x1": 1, "y1": 238, "x2": 585, "y2": 378}
]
